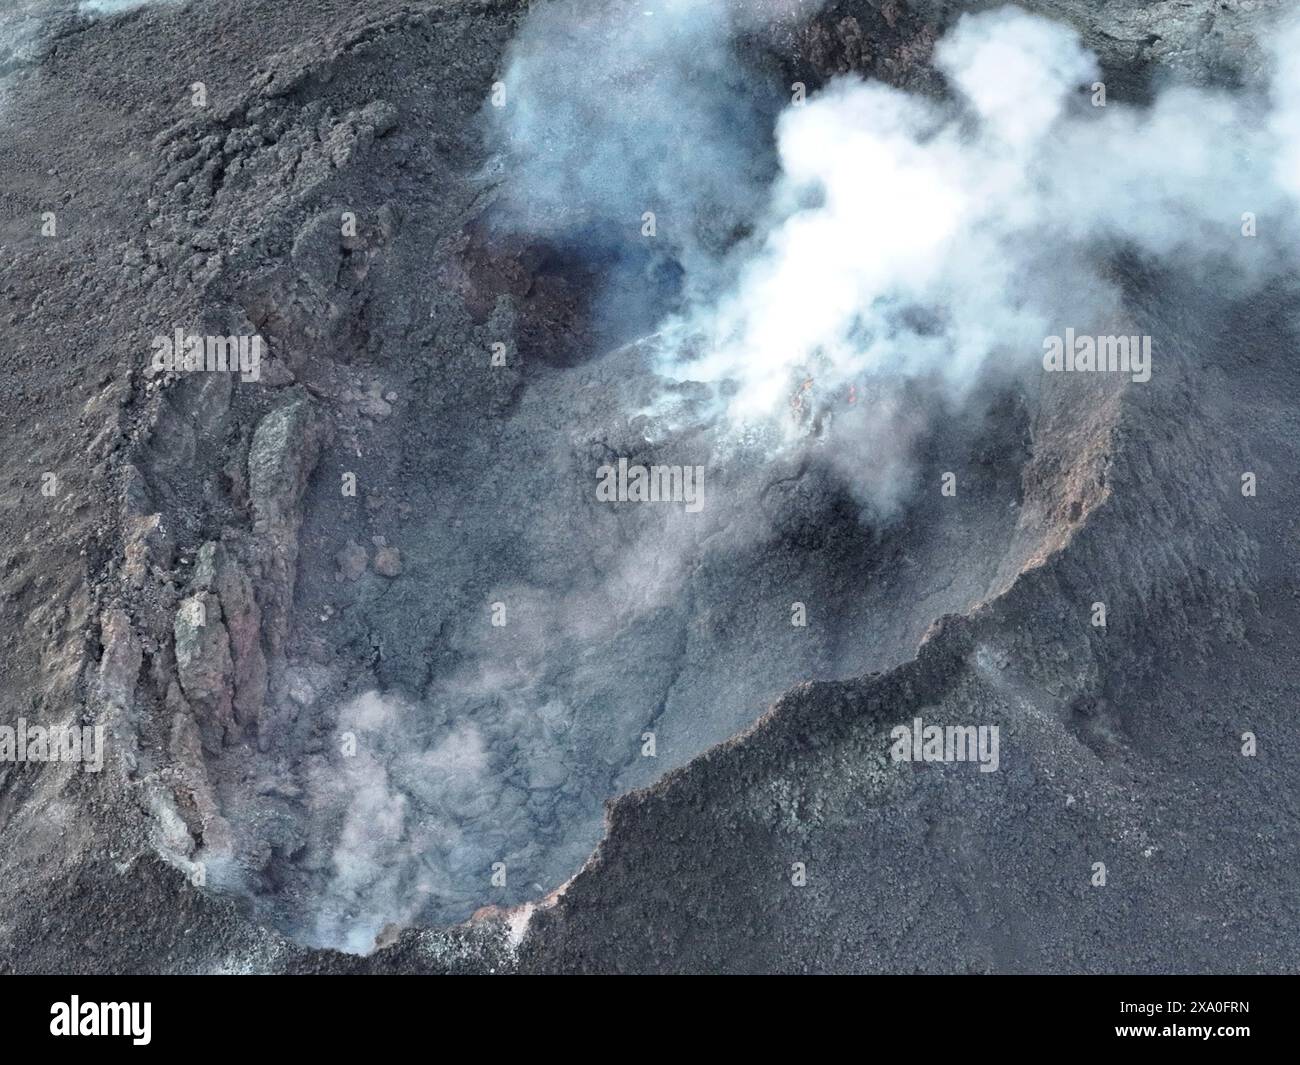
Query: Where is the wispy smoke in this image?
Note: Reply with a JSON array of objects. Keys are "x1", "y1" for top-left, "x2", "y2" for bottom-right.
[
  {"x1": 80, "y1": 0, "x2": 179, "y2": 13},
  {"x1": 486, "y1": 0, "x2": 818, "y2": 291},
  {"x1": 1, "y1": 1, "x2": 184, "y2": 96},
  {"x1": 304, "y1": 692, "x2": 493, "y2": 954},
  {"x1": 297, "y1": 482, "x2": 760, "y2": 952}
]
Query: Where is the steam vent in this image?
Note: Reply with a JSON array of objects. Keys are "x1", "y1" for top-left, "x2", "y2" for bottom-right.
[{"x1": 1, "y1": 0, "x2": 1297, "y2": 1013}]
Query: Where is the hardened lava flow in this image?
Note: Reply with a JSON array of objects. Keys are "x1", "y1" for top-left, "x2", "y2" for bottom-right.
[{"x1": 0, "y1": 0, "x2": 1297, "y2": 975}]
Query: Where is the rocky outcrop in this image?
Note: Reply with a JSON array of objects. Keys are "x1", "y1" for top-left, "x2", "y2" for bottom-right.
[
  {"x1": 247, "y1": 391, "x2": 331, "y2": 663},
  {"x1": 97, "y1": 608, "x2": 143, "y2": 717},
  {"x1": 164, "y1": 392, "x2": 329, "y2": 751},
  {"x1": 191, "y1": 541, "x2": 269, "y2": 731},
  {"x1": 173, "y1": 591, "x2": 236, "y2": 746}
]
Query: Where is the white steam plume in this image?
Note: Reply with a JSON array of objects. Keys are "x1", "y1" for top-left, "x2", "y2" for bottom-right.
[
  {"x1": 657, "y1": 6, "x2": 1300, "y2": 434},
  {"x1": 493, "y1": 3, "x2": 1300, "y2": 456}
]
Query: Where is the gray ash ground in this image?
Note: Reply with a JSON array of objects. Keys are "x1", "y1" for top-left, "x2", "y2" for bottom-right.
[{"x1": 1, "y1": 0, "x2": 1298, "y2": 973}]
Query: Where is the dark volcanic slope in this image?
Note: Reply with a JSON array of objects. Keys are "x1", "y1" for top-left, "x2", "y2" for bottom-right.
[{"x1": 1, "y1": 0, "x2": 1296, "y2": 974}]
